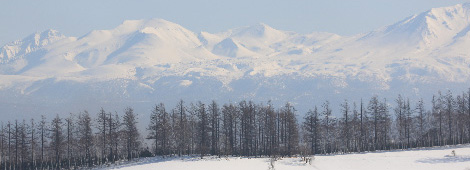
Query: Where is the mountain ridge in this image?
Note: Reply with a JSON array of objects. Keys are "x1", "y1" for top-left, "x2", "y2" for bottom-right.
[{"x1": 0, "y1": 3, "x2": 469, "y2": 121}]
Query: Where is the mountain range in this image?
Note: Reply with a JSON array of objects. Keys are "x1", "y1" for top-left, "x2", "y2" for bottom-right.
[{"x1": 1, "y1": 3, "x2": 470, "y2": 121}]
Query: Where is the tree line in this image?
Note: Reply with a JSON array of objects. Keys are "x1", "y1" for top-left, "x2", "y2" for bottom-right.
[{"x1": 0, "y1": 88, "x2": 469, "y2": 169}]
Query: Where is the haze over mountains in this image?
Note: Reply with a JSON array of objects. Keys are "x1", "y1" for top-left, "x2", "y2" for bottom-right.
[{"x1": 1, "y1": 3, "x2": 470, "y2": 120}]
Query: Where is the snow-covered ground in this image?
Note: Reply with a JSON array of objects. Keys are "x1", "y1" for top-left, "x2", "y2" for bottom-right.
[{"x1": 97, "y1": 145, "x2": 470, "y2": 170}]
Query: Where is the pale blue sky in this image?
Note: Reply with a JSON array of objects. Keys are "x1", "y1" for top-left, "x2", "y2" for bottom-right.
[{"x1": 1, "y1": 0, "x2": 469, "y2": 46}]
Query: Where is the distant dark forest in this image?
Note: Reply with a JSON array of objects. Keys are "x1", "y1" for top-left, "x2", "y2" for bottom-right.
[{"x1": 1, "y1": 88, "x2": 470, "y2": 170}]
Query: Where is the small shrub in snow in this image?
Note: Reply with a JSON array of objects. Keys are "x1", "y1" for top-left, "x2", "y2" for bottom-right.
[
  {"x1": 308, "y1": 156, "x2": 315, "y2": 165},
  {"x1": 269, "y1": 157, "x2": 277, "y2": 170},
  {"x1": 451, "y1": 150, "x2": 456, "y2": 156}
]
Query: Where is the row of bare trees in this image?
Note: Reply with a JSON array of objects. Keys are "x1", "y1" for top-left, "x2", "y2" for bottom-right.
[
  {"x1": 145, "y1": 89, "x2": 470, "y2": 157},
  {"x1": 0, "y1": 108, "x2": 140, "y2": 170},
  {"x1": 0, "y1": 88, "x2": 469, "y2": 169},
  {"x1": 147, "y1": 100, "x2": 300, "y2": 158},
  {"x1": 301, "y1": 89, "x2": 470, "y2": 155}
]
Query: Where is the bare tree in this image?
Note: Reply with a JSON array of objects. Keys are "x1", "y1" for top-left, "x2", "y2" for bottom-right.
[
  {"x1": 108, "y1": 112, "x2": 121, "y2": 163},
  {"x1": 17, "y1": 120, "x2": 29, "y2": 169},
  {"x1": 50, "y1": 115, "x2": 65, "y2": 168},
  {"x1": 351, "y1": 102, "x2": 360, "y2": 152},
  {"x1": 123, "y1": 107, "x2": 140, "y2": 160},
  {"x1": 0, "y1": 122, "x2": 4, "y2": 169},
  {"x1": 7, "y1": 122, "x2": 12, "y2": 170},
  {"x1": 78, "y1": 111, "x2": 93, "y2": 167},
  {"x1": 404, "y1": 99, "x2": 412, "y2": 148},
  {"x1": 432, "y1": 93, "x2": 444, "y2": 146},
  {"x1": 209, "y1": 100, "x2": 220, "y2": 156},
  {"x1": 222, "y1": 103, "x2": 238, "y2": 156},
  {"x1": 395, "y1": 95, "x2": 405, "y2": 149},
  {"x1": 283, "y1": 103, "x2": 299, "y2": 156},
  {"x1": 148, "y1": 103, "x2": 170, "y2": 156},
  {"x1": 28, "y1": 119, "x2": 38, "y2": 169},
  {"x1": 38, "y1": 116, "x2": 48, "y2": 169},
  {"x1": 303, "y1": 106, "x2": 320, "y2": 155},
  {"x1": 321, "y1": 101, "x2": 333, "y2": 153},
  {"x1": 197, "y1": 102, "x2": 210, "y2": 158},
  {"x1": 340, "y1": 100, "x2": 351, "y2": 152},
  {"x1": 174, "y1": 100, "x2": 188, "y2": 156},
  {"x1": 415, "y1": 98, "x2": 426, "y2": 147},
  {"x1": 467, "y1": 88, "x2": 470, "y2": 143},
  {"x1": 368, "y1": 96, "x2": 380, "y2": 150},
  {"x1": 444, "y1": 91, "x2": 455, "y2": 145},
  {"x1": 359, "y1": 99, "x2": 366, "y2": 152},
  {"x1": 96, "y1": 108, "x2": 108, "y2": 164},
  {"x1": 64, "y1": 113, "x2": 76, "y2": 169}
]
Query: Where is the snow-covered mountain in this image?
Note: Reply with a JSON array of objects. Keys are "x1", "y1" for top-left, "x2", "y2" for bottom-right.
[{"x1": 1, "y1": 3, "x2": 469, "y2": 121}]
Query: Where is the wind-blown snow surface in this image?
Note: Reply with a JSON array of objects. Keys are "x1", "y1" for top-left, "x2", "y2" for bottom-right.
[
  {"x1": 97, "y1": 145, "x2": 470, "y2": 170},
  {"x1": 1, "y1": 4, "x2": 470, "y2": 120}
]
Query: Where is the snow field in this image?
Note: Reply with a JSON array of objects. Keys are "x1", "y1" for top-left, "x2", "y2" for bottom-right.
[{"x1": 99, "y1": 145, "x2": 470, "y2": 170}]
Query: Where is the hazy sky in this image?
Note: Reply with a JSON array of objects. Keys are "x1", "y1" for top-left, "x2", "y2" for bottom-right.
[{"x1": 1, "y1": 0, "x2": 469, "y2": 46}]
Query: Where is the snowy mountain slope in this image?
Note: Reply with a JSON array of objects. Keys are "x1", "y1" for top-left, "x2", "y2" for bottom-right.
[
  {"x1": 296, "y1": 3, "x2": 470, "y2": 83},
  {"x1": 0, "y1": 4, "x2": 470, "y2": 121},
  {"x1": 0, "y1": 29, "x2": 66, "y2": 62},
  {"x1": 200, "y1": 23, "x2": 341, "y2": 59},
  {"x1": 96, "y1": 145, "x2": 470, "y2": 170}
]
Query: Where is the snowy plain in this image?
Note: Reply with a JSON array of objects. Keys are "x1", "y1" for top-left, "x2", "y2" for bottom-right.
[{"x1": 96, "y1": 145, "x2": 470, "y2": 170}]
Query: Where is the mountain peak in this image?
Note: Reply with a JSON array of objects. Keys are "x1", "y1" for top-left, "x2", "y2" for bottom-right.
[
  {"x1": 20, "y1": 29, "x2": 65, "y2": 48},
  {"x1": 0, "y1": 29, "x2": 66, "y2": 62},
  {"x1": 426, "y1": 3, "x2": 469, "y2": 17},
  {"x1": 226, "y1": 23, "x2": 290, "y2": 44},
  {"x1": 252, "y1": 23, "x2": 273, "y2": 30},
  {"x1": 361, "y1": 3, "x2": 470, "y2": 48},
  {"x1": 234, "y1": 23, "x2": 279, "y2": 37},
  {"x1": 122, "y1": 18, "x2": 175, "y2": 27},
  {"x1": 416, "y1": 3, "x2": 470, "y2": 38},
  {"x1": 114, "y1": 18, "x2": 184, "y2": 34},
  {"x1": 40, "y1": 29, "x2": 61, "y2": 37}
]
